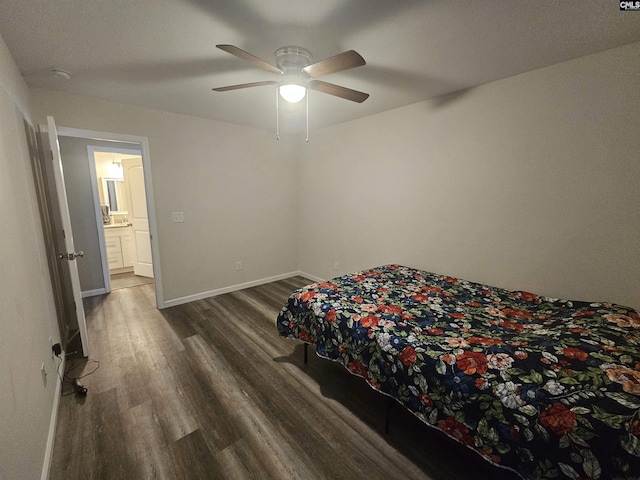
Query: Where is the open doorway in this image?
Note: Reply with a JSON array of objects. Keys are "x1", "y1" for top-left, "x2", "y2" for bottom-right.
[
  {"x1": 54, "y1": 126, "x2": 163, "y2": 309},
  {"x1": 88, "y1": 146, "x2": 154, "y2": 293}
]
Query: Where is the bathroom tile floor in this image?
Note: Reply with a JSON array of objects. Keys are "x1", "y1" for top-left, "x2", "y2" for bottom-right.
[{"x1": 110, "y1": 272, "x2": 154, "y2": 290}]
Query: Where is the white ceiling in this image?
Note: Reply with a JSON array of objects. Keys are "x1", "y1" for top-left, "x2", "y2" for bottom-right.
[{"x1": 1, "y1": 0, "x2": 639, "y2": 135}]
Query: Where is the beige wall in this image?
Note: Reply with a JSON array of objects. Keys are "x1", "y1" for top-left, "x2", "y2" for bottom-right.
[
  {"x1": 300, "y1": 42, "x2": 640, "y2": 310},
  {"x1": 30, "y1": 89, "x2": 300, "y2": 304},
  {"x1": 0, "y1": 34, "x2": 62, "y2": 479}
]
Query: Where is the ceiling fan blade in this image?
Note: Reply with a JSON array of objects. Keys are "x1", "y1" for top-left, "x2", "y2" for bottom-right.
[
  {"x1": 303, "y1": 50, "x2": 366, "y2": 78},
  {"x1": 216, "y1": 45, "x2": 283, "y2": 75},
  {"x1": 309, "y1": 80, "x2": 369, "y2": 103},
  {"x1": 212, "y1": 81, "x2": 278, "y2": 92}
]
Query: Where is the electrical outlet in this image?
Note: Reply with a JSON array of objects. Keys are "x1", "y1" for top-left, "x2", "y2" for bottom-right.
[
  {"x1": 236, "y1": 261, "x2": 242, "y2": 271},
  {"x1": 172, "y1": 211, "x2": 184, "y2": 223},
  {"x1": 334, "y1": 261, "x2": 340, "y2": 271}
]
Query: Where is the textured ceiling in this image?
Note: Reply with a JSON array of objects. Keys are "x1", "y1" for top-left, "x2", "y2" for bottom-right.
[{"x1": 1, "y1": 0, "x2": 639, "y2": 135}]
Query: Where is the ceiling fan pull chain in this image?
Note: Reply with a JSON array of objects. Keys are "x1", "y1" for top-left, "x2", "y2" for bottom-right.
[
  {"x1": 306, "y1": 92, "x2": 309, "y2": 143},
  {"x1": 276, "y1": 88, "x2": 280, "y2": 141}
]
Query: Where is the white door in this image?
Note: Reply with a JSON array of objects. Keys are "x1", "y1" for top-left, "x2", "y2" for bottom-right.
[
  {"x1": 123, "y1": 157, "x2": 154, "y2": 278},
  {"x1": 46, "y1": 116, "x2": 90, "y2": 357}
]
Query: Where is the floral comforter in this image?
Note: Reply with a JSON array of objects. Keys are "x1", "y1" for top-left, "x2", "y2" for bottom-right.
[{"x1": 276, "y1": 265, "x2": 640, "y2": 480}]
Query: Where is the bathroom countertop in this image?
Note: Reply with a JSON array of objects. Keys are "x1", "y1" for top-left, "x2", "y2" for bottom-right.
[{"x1": 104, "y1": 223, "x2": 132, "y2": 229}]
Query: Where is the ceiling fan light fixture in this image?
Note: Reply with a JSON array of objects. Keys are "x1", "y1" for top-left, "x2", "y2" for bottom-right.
[{"x1": 279, "y1": 83, "x2": 306, "y2": 103}]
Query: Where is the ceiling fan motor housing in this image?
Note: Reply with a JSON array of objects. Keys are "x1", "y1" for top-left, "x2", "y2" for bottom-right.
[{"x1": 275, "y1": 46, "x2": 312, "y2": 86}]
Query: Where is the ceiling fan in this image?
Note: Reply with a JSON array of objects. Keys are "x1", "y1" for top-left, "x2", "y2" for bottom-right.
[
  {"x1": 213, "y1": 44, "x2": 369, "y2": 141},
  {"x1": 213, "y1": 44, "x2": 369, "y2": 104}
]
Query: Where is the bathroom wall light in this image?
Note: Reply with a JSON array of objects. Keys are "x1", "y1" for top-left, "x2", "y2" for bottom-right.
[{"x1": 109, "y1": 159, "x2": 124, "y2": 179}]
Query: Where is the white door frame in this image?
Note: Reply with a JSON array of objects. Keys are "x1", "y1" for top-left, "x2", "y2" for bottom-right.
[
  {"x1": 86, "y1": 145, "x2": 144, "y2": 296},
  {"x1": 56, "y1": 126, "x2": 164, "y2": 309}
]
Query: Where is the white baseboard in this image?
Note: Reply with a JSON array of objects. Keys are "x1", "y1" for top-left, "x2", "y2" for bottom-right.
[
  {"x1": 161, "y1": 271, "x2": 313, "y2": 308},
  {"x1": 41, "y1": 355, "x2": 65, "y2": 480},
  {"x1": 82, "y1": 288, "x2": 106, "y2": 298},
  {"x1": 297, "y1": 271, "x2": 325, "y2": 283}
]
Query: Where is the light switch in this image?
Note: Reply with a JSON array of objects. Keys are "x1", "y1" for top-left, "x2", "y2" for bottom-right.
[{"x1": 172, "y1": 212, "x2": 184, "y2": 223}]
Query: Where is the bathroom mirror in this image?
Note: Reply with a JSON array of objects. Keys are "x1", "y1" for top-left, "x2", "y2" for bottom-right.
[{"x1": 101, "y1": 177, "x2": 128, "y2": 215}]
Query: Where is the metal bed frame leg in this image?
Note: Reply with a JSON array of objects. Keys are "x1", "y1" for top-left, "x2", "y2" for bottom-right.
[
  {"x1": 301, "y1": 341, "x2": 394, "y2": 433},
  {"x1": 303, "y1": 342, "x2": 396, "y2": 434},
  {"x1": 385, "y1": 397, "x2": 395, "y2": 434}
]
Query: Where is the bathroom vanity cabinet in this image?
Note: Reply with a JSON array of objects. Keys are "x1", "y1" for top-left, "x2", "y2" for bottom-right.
[{"x1": 104, "y1": 225, "x2": 135, "y2": 272}]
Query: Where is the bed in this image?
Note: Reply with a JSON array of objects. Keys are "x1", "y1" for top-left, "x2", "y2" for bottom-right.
[{"x1": 276, "y1": 265, "x2": 640, "y2": 480}]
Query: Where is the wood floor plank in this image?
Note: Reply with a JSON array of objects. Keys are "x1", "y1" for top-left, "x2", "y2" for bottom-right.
[
  {"x1": 183, "y1": 333, "x2": 319, "y2": 479},
  {"x1": 120, "y1": 399, "x2": 174, "y2": 480},
  {"x1": 81, "y1": 388, "x2": 138, "y2": 480},
  {"x1": 164, "y1": 340, "x2": 244, "y2": 452},
  {"x1": 132, "y1": 327, "x2": 198, "y2": 443},
  {"x1": 159, "y1": 305, "x2": 199, "y2": 339},
  {"x1": 138, "y1": 309, "x2": 185, "y2": 356},
  {"x1": 214, "y1": 437, "x2": 270, "y2": 480},
  {"x1": 115, "y1": 353, "x2": 150, "y2": 409},
  {"x1": 167, "y1": 429, "x2": 218, "y2": 480},
  {"x1": 49, "y1": 392, "x2": 86, "y2": 479}
]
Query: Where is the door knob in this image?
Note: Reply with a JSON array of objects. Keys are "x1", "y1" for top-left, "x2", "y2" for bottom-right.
[{"x1": 58, "y1": 251, "x2": 84, "y2": 260}]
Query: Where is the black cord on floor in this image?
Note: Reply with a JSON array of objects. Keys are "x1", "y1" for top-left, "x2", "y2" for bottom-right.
[
  {"x1": 66, "y1": 359, "x2": 101, "y2": 380},
  {"x1": 55, "y1": 355, "x2": 64, "y2": 384},
  {"x1": 60, "y1": 358, "x2": 101, "y2": 397}
]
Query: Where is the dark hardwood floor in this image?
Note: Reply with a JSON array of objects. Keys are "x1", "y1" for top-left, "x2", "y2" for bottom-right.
[{"x1": 50, "y1": 277, "x2": 521, "y2": 480}]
